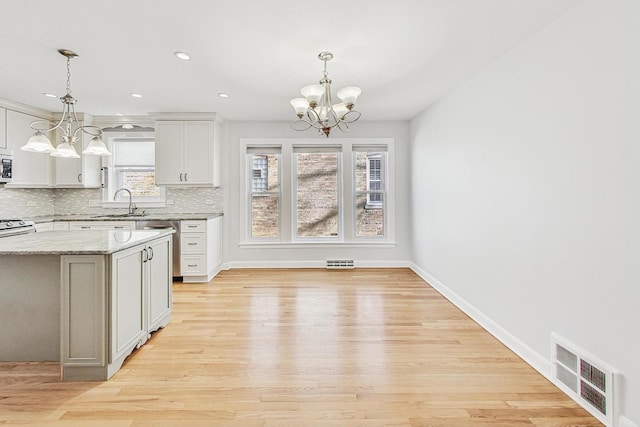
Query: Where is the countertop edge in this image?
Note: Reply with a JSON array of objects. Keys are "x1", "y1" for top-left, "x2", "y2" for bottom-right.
[{"x1": 0, "y1": 229, "x2": 175, "y2": 256}]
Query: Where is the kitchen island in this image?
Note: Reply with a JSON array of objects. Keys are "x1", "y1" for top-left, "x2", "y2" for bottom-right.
[{"x1": 0, "y1": 229, "x2": 174, "y2": 381}]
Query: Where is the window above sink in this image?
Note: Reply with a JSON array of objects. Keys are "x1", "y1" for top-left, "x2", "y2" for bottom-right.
[{"x1": 100, "y1": 127, "x2": 166, "y2": 209}]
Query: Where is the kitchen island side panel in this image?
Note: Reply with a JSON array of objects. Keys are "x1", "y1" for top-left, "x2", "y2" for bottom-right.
[{"x1": 0, "y1": 255, "x2": 60, "y2": 361}]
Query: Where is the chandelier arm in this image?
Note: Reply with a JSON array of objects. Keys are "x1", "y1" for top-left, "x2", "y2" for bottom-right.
[
  {"x1": 336, "y1": 121, "x2": 350, "y2": 132},
  {"x1": 30, "y1": 118, "x2": 65, "y2": 134},
  {"x1": 340, "y1": 110, "x2": 361, "y2": 124},
  {"x1": 305, "y1": 109, "x2": 326, "y2": 130}
]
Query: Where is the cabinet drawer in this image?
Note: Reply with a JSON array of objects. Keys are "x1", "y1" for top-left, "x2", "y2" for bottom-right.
[
  {"x1": 182, "y1": 220, "x2": 206, "y2": 233},
  {"x1": 53, "y1": 222, "x2": 70, "y2": 231},
  {"x1": 181, "y1": 255, "x2": 206, "y2": 275},
  {"x1": 181, "y1": 234, "x2": 205, "y2": 254},
  {"x1": 69, "y1": 222, "x2": 135, "y2": 231}
]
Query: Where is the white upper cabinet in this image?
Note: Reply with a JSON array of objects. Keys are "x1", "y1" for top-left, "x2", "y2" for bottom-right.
[
  {"x1": 5, "y1": 110, "x2": 54, "y2": 188},
  {"x1": 154, "y1": 115, "x2": 221, "y2": 187},
  {"x1": 0, "y1": 107, "x2": 6, "y2": 149}
]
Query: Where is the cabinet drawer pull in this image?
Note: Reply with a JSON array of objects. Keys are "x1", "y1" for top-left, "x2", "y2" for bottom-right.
[
  {"x1": 114, "y1": 226, "x2": 125, "y2": 229},
  {"x1": 187, "y1": 264, "x2": 197, "y2": 267},
  {"x1": 187, "y1": 225, "x2": 198, "y2": 228},
  {"x1": 77, "y1": 173, "x2": 82, "y2": 182},
  {"x1": 81, "y1": 226, "x2": 91, "y2": 229},
  {"x1": 187, "y1": 242, "x2": 197, "y2": 245}
]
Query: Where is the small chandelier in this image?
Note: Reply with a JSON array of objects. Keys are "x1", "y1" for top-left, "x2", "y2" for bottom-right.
[
  {"x1": 21, "y1": 49, "x2": 111, "y2": 158},
  {"x1": 290, "y1": 52, "x2": 361, "y2": 137}
]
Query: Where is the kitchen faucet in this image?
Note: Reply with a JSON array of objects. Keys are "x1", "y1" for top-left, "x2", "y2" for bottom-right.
[{"x1": 114, "y1": 188, "x2": 137, "y2": 215}]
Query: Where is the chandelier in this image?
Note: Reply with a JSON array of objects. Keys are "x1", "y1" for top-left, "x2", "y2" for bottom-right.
[
  {"x1": 21, "y1": 49, "x2": 111, "y2": 158},
  {"x1": 290, "y1": 52, "x2": 361, "y2": 137}
]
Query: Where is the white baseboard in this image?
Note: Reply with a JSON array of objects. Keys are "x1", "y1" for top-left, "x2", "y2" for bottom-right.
[
  {"x1": 224, "y1": 260, "x2": 411, "y2": 269},
  {"x1": 409, "y1": 262, "x2": 552, "y2": 381}
]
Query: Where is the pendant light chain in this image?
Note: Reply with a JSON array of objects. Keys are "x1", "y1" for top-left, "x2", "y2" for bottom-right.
[{"x1": 66, "y1": 56, "x2": 72, "y2": 95}]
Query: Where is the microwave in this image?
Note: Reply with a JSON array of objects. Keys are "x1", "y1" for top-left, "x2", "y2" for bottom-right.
[{"x1": 0, "y1": 150, "x2": 12, "y2": 183}]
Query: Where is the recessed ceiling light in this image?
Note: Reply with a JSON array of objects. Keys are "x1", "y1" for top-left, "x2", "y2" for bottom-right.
[
  {"x1": 43, "y1": 93, "x2": 57, "y2": 98},
  {"x1": 130, "y1": 93, "x2": 143, "y2": 98},
  {"x1": 174, "y1": 51, "x2": 191, "y2": 61},
  {"x1": 218, "y1": 93, "x2": 230, "y2": 98}
]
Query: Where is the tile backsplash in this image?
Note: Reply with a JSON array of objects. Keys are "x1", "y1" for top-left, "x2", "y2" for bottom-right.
[
  {"x1": 0, "y1": 187, "x2": 55, "y2": 218},
  {"x1": 0, "y1": 186, "x2": 224, "y2": 218}
]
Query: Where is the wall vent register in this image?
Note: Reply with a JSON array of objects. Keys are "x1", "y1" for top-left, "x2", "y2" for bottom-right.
[
  {"x1": 326, "y1": 259, "x2": 355, "y2": 269},
  {"x1": 551, "y1": 333, "x2": 615, "y2": 426}
]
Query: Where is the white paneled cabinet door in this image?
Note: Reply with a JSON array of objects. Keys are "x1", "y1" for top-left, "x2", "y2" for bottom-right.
[
  {"x1": 6, "y1": 110, "x2": 53, "y2": 187},
  {"x1": 154, "y1": 118, "x2": 219, "y2": 187},
  {"x1": 147, "y1": 235, "x2": 172, "y2": 332},
  {"x1": 154, "y1": 121, "x2": 183, "y2": 185},
  {"x1": 182, "y1": 121, "x2": 213, "y2": 184},
  {"x1": 110, "y1": 245, "x2": 146, "y2": 364}
]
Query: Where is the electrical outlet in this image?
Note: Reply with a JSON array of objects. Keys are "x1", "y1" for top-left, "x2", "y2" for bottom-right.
[
  {"x1": 166, "y1": 199, "x2": 174, "y2": 205},
  {"x1": 26, "y1": 201, "x2": 37, "y2": 207},
  {"x1": 205, "y1": 199, "x2": 213, "y2": 205},
  {"x1": 89, "y1": 200, "x2": 101, "y2": 207}
]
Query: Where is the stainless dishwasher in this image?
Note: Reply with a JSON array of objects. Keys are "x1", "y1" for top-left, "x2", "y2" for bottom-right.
[{"x1": 136, "y1": 220, "x2": 181, "y2": 278}]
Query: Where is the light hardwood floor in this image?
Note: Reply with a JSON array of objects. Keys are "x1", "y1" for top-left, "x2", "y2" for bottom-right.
[{"x1": 0, "y1": 268, "x2": 601, "y2": 426}]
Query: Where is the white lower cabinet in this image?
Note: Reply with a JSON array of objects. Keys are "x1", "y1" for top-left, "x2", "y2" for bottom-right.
[
  {"x1": 60, "y1": 234, "x2": 172, "y2": 381},
  {"x1": 34, "y1": 222, "x2": 54, "y2": 232},
  {"x1": 34, "y1": 221, "x2": 69, "y2": 232},
  {"x1": 181, "y1": 216, "x2": 222, "y2": 283}
]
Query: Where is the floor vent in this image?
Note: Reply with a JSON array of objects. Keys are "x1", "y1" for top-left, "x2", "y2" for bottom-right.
[
  {"x1": 551, "y1": 333, "x2": 615, "y2": 426},
  {"x1": 326, "y1": 259, "x2": 354, "y2": 269}
]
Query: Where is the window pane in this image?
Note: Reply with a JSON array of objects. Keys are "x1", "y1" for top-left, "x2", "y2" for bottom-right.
[
  {"x1": 117, "y1": 170, "x2": 160, "y2": 197},
  {"x1": 356, "y1": 193, "x2": 384, "y2": 237},
  {"x1": 250, "y1": 153, "x2": 280, "y2": 239},
  {"x1": 296, "y1": 152, "x2": 339, "y2": 238},
  {"x1": 252, "y1": 194, "x2": 279, "y2": 238},
  {"x1": 251, "y1": 154, "x2": 279, "y2": 193}
]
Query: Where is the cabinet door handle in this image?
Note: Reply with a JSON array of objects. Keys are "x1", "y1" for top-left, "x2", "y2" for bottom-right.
[
  {"x1": 100, "y1": 167, "x2": 107, "y2": 188},
  {"x1": 77, "y1": 173, "x2": 82, "y2": 182},
  {"x1": 148, "y1": 246, "x2": 154, "y2": 260},
  {"x1": 179, "y1": 173, "x2": 183, "y2": 181},
  {"x1": 142, "y1": 248, "x2": 148, "y2": 263},
  {"x1": 184, "y1": 173, "x2": 188, "y2": 181}
]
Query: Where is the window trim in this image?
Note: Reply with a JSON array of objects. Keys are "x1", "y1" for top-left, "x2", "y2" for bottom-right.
[{"x1": 240, "y1": 138, "x2": 395, "y2": 246}]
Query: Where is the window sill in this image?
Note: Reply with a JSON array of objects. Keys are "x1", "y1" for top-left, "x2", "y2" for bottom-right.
[{"x1": 239, "y1": 241, "x2": 397, "y2": 249}]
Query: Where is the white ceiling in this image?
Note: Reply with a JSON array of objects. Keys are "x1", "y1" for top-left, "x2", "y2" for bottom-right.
[{"x1": 0, "y1": 0, "x2": 580, "y2": 122}]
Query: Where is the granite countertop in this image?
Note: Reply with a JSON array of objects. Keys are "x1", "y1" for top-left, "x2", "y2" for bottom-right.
[
  {"x1": 27, "y1": 212, "x2": 223, "y2": 223},
  {"x1": 0, "y1": 229, "x2": 175, "y2": 255}
]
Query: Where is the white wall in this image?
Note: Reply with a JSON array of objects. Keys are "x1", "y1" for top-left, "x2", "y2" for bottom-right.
[
  {"x1": 222, "y1": 121, "x2": 412, "y2": 267},
  {"x1": 410, "y1": 0, "x2": 639, "y2": 424}
]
